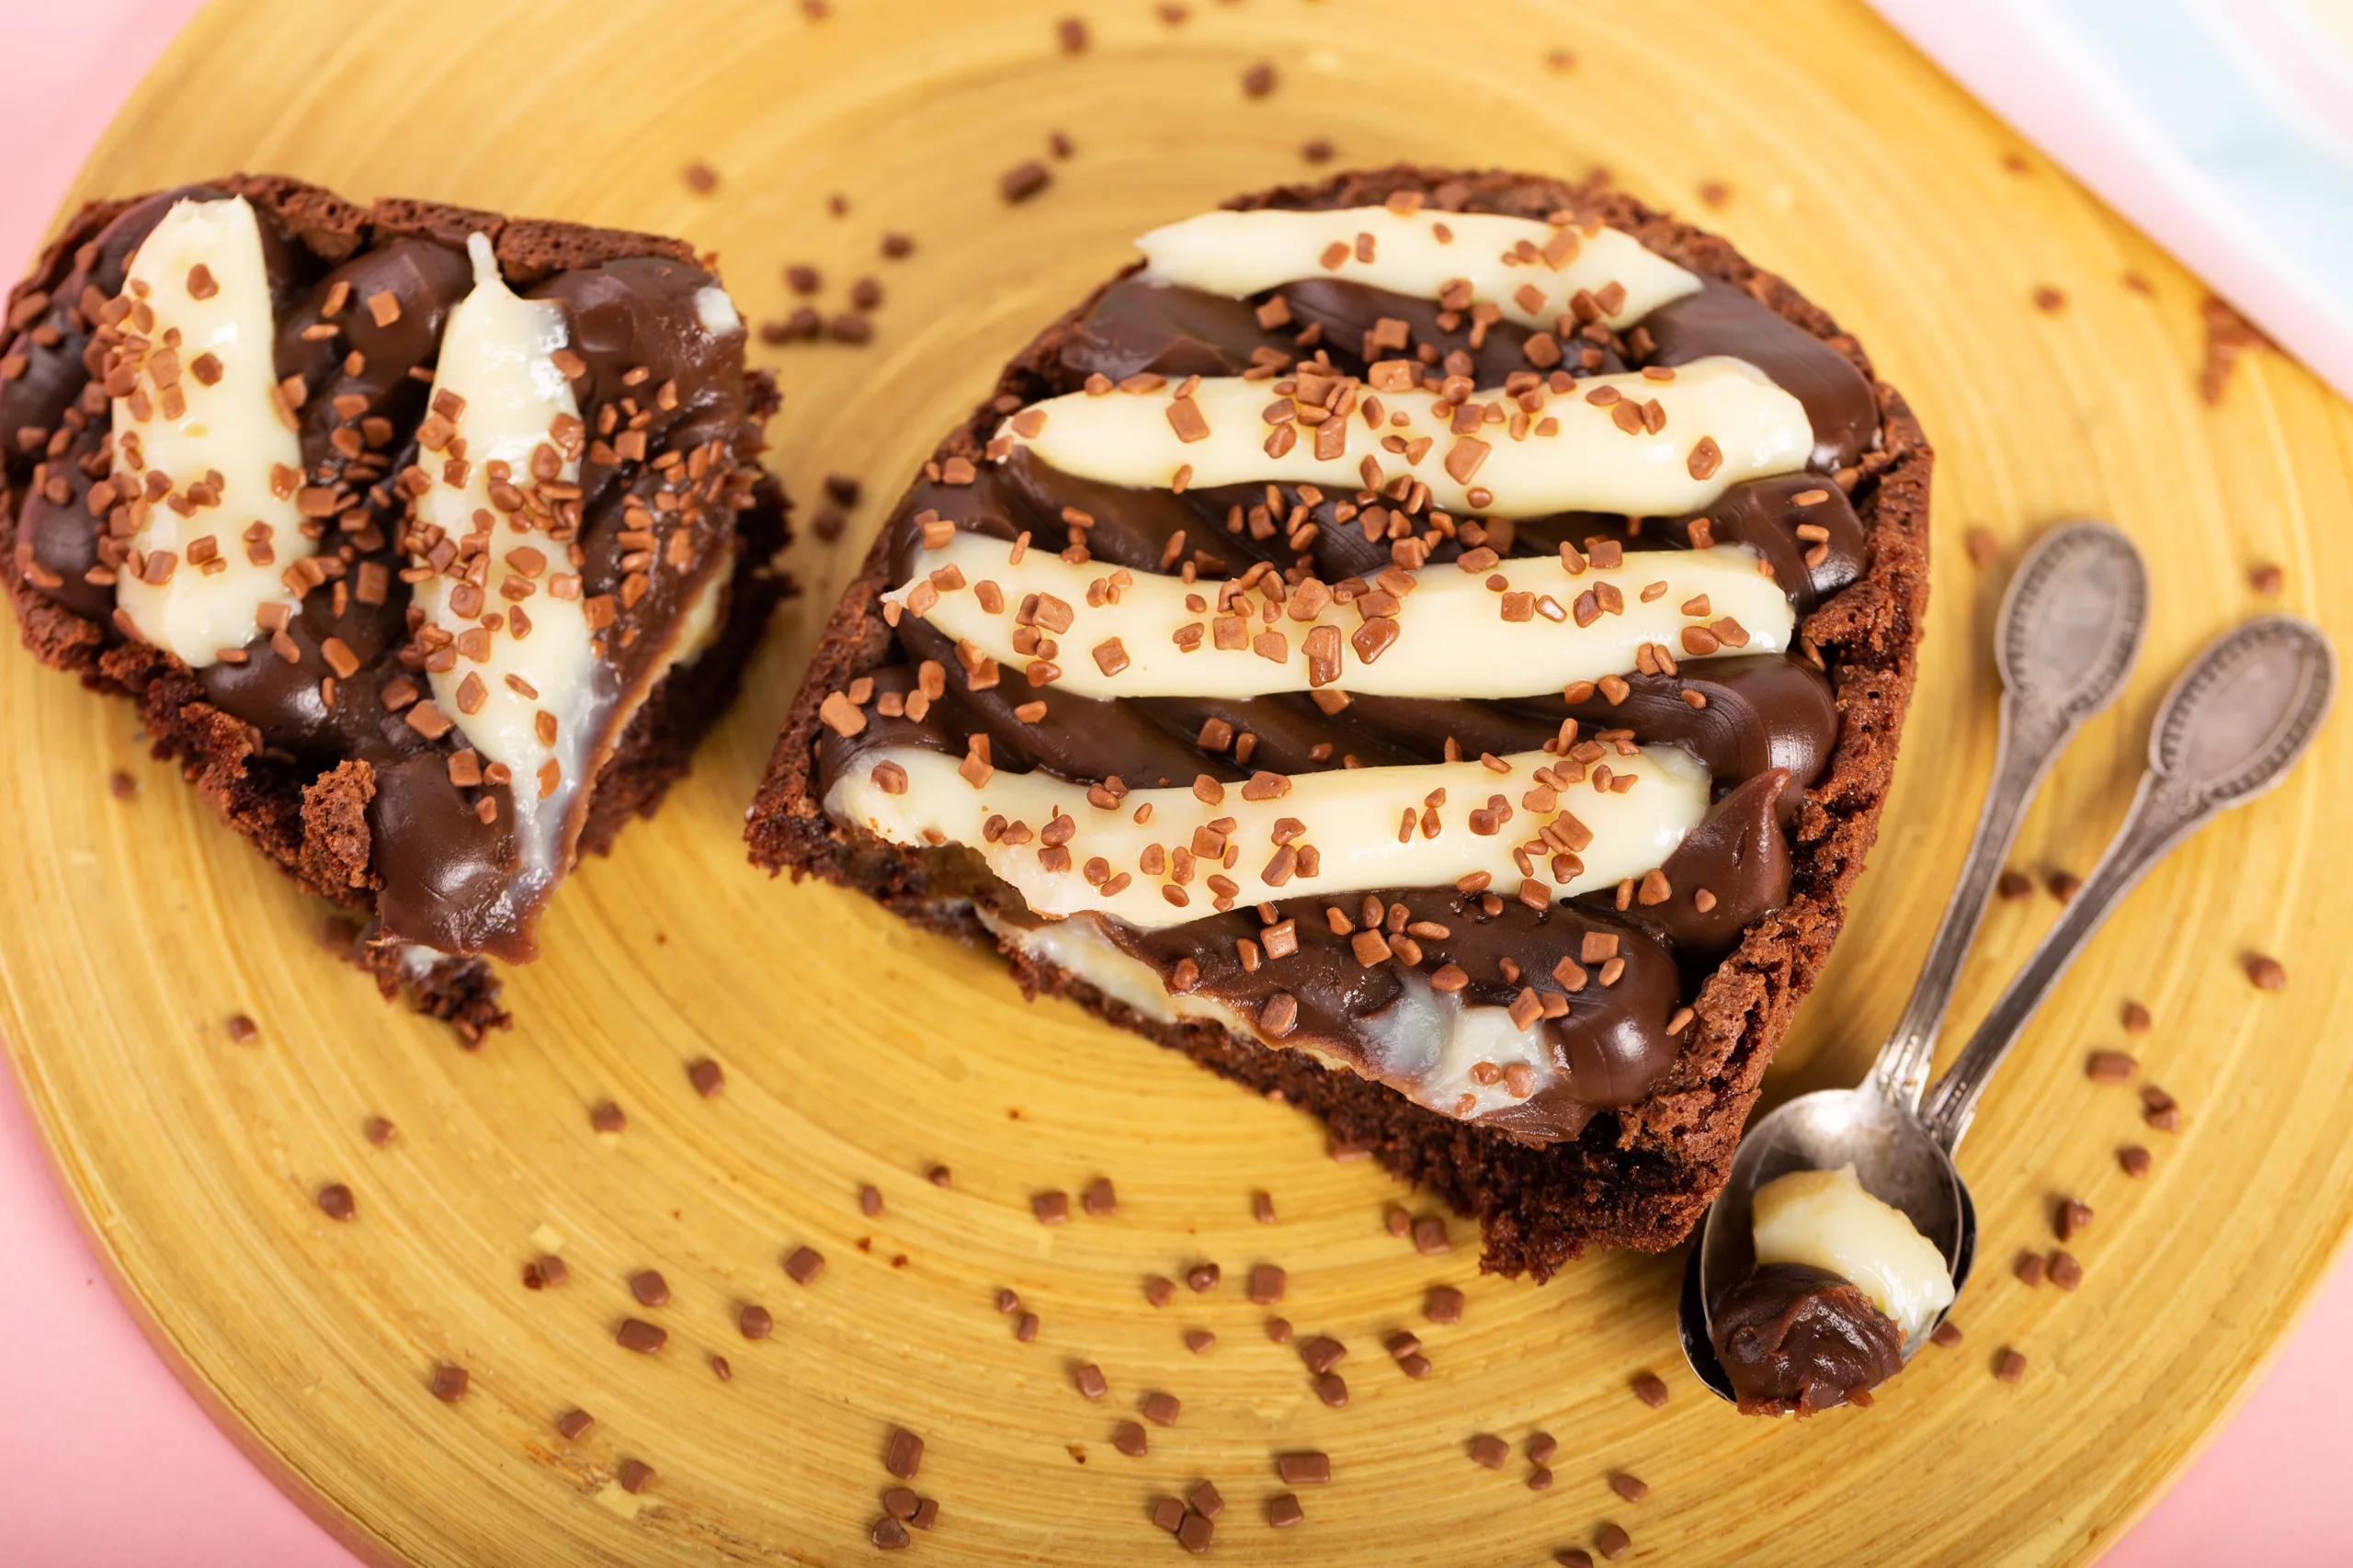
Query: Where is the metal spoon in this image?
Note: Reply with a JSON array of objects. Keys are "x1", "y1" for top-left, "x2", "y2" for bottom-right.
[{"x1": 1679, "y1": 584, "x2": 2336, "y2": 1400}]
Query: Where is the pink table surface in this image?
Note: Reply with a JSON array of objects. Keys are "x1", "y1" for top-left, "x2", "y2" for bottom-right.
[{"x1": 3, "y1": 6, "x2": 2350, "y2": 1566}]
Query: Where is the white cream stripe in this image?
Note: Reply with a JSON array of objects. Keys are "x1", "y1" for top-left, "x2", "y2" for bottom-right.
[
  {"x1": 1001, "y1": 358, "x2": 1811, "y2": 520},
  {"x1": 1137, "y1": 207, "x2": 1702, "y2": 332},
  {"x1": 892, "y1": 533, "x2": 1790, "y2": 702},
  {"x1": 826, "y1": 744, "x2": 1709, "y2": 932}
]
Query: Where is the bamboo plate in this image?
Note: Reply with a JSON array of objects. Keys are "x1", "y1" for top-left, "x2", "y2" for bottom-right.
[{"x1": 6, "y1": 0, "x2": 2350, "y2": 1563}]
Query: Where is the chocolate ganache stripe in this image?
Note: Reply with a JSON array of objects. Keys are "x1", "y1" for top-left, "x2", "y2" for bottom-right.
[
  {"x1": 813, "y1": 199, "x2": 1872, "y2": 1138},
  {"x1": 4, "y1": 182, "x2": 771, "y2": 965}
]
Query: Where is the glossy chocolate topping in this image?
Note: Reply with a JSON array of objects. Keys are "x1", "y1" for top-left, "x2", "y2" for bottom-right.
[
  {"x1": 3, "y1": 189, "x2": 769, "y2": 961},
  {"x1": 817, "y1": 214, "x2": 1877, "y2": 1139},
  {"x1": 1710, "y1": 1261, "x2": 1906, "y2": 1416}
]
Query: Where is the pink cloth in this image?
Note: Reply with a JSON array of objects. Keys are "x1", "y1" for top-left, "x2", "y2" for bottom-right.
[{"x1": 0, "y1": 7, "x2": 2347, "y2": 1564}]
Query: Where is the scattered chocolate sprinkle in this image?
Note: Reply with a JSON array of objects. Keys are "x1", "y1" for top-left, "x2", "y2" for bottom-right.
[
  {"x1": 429, "y1": 1364, "x2": 468, "y2": 1403},
  {"x1": 1188, "y1": 1482, "x2": 1224, "y2": 1525},
  {"x1": 687, "y1": 1058, "x2": 726, "y2": 1097},
  {"x1": 1931, "y1": 1319, "x2": 1964, "y2": 1349},
  {"x1": 927, "y1": 1165, "x2": 952, "y2": 1187},
  {"x1": 827, "y1": 312, "x2": 872, "y2": 345},
  {"x1": 1631, "y1": 1371, "x2": 1668, "y2": 1408},
  {"x1": 590, "y1": 1101, "x2": 627, "y2": 1133},
  {"x1": 1017, "y1": 1312, "x2": 1040, "y2": 1342},
  {"x1": 1113, "y1": 1420, "x2": 1149, "y2": 1458},
  {"x1": 1056, "y1": 15, "x2": 1087, "y2": 52},
  {"x1": 910, "y1": 1498, "x2": 938, "y2": 1531},
  {"x1": 1264, "y1": 1316, "x2": 1292, "y2": 1344},
  {"x1": 885, "y1": 1486, "x2": 921, "y2": 1521},
  {"x1": 2250, "y1": 562, "x2": 2285, "y2": 597},
  {"x1": 225, "y1": 1013, "x2": 259, "y2": 1045},
  {"x1": 2119, "y1": 1144, "x2": 2153, "y2": 1178},
  {"x1": 2121, "y1": 1001, "x2": 2153, "y2": 1033},
  {"x1": 363, "y1": 1117, "x2": 395, "y2": 1148},
  {"x1": 1470, "y1": 1434, "x2": 1509, "y2": 1469},
  {"x1": 556, "y1": 1409, "x2": 593, "y2": 1439},
  {"x1": 1033, "y1": 1189, "x2": 1071, "y2": 1224},
  {"x1": 1177, "y1": 1511, "x2": 1214, "y2": 1552},
  {"x1": 2245, "y1": 952, "x2": 2288, "y2": 991},
  {"x1": 1142, "y1": 1391, "x2": 1181, "y2": 1426},
  {"x1": 617, "y1": 1457, "x2": 656, "y2": 1494},
  {"x1": 1082, "y1": 1176, "x2": 1118, "y2": 1217},
  {"x1": 1608, "y1": 1471, "x2": 1648, "y2": 1503},
  {"x1": 2032, "y1": 285, "x2": 2066, "y2": 312},
  {"x1": 1557, "y1": 1552, "x2": 1594, "y2": 1568},
  {"x1": 1995, "y1": 1348, "x2": 2028, "y2": 1383},
  {"x1": 1249, "y1": 1264, "x2": 1286, "y2": 1304},
  {"x1": 884, "y1": 1426, "x2": 925, "y2": 1480},
  {"x1": 2142, "y1": 1083, "x2": 2181, "y2": 1131},
  {"x1": 1965, "y1": 527, "x2": 2000, "y2": 567},
  {"x1": 1000, "y1": 161, "x2": 1051, "y2": 203},
  {"x1": 1152, "y1": 1496, "x2": 1185, "y2": 1534},
  {"x1": 871, "y1": 1517, "x2": 909, "y2": 1551},
  {"x1": 1300, "y1": 1335, "x2": 1347, "y2": 1375},
  {"x1": 2048, "y1": 1250, "x2": 2084, "y2": 1290},
  {"x1": 1145, "y1": 1274, "x2": 1176, "y2": 1308},
  {"x1": 616, "y1": 1318, "x2": 667, "y2": 1355},
  {"x1": 2086, "y1": 1050, "x2": 2138, "y2": 1084},
  {"x1": 2047, "y1": 869, "x2": 2082, "y2": 903},
  {"x1": 1302, "y1": 138, "x2": 1335, "y2": 164},
  {"x1": 316, "y1": 1184, "x2": 356, "y2": 1221},
  {"x1": 1268, "y1": 1493, "x2": 1304, "y2": 1528},
  {"x1": 2055, "y1": 1198, "x2": 2093, "y2": 1243},
  {"x1": 1528, "y1": 1468, "x2": 1553, "y2": 1492},
  {"x1": 630, "y1": 1269, "x2": 670, "y2": 1308},
  {"x1": 108, "y1": 769, "x2": 137, "y2": 800},
  {"x1": 1241, "y1": 62, "x2": 1277, "y2": 97},
  {"x1": 1596, "y1": 1523, "x2": 1632, "y2": 1561},
  {"x1": 1076, "y1": 1364, "x2": 1107, "y2": 1399},
  {"x1": 881, "y1": 233, "x2": 914, "y2": 259},
  {"x1": 1426, "y1": 1286, "x2": 1464, "y2": 1324},
  {"x1": 1276, "y1": 1450, "x2": 1330, "y2": 1485},
  {"x1": 2015, "y1": 1252, "x2": 2046, "y2": 1287},
  {"x1": 996, "y1": 1289, "x2": 1021, "y2": 1314},
  {"x1": 785, "y1": 1246, "x2": 826, "y2": 1285},
  {"x1": 740, "y1": 1303, "x2": 773, "y2": 1339},
  {"x1": 684, "y1": 162, "x2": 718, "y2": 194},
  {"x1": 1412, "y1": 1215, "x2": 1450, "y2": 1255},
  {"x1": 1186, "y1": 1262, "x2": 1221, "y2": 1292},
  {"x1": 1252, "y1": 1190, "x2": 1277, "y2": 1224},
  {"x1": 523, "y1": 1256, "x2": 567, "y2": 1290},
  {"x1": 861, "y1": 1184, "x2": 885, "y2": 1217}
]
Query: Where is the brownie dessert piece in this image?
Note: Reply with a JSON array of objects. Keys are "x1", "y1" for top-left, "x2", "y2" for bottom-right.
[
  {"x1": 747, "y1": 165, "x2": 1928, "y2": 1277},
  {"x1": 3, "y1": 174, "x2": 790, "y2": 1039}
]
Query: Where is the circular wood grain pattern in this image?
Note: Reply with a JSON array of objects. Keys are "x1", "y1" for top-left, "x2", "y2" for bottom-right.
[{"x1": 5, "y1": 1, "x2": 2350, "y2": 1563}]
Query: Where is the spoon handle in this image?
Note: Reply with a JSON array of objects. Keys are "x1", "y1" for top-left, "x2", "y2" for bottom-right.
[
  {"x1": 1866, "y1": 692, "x2": 2077, "y2": 1109},
  {"x1": 1917, "y1": 767, "x2": 2201, "y2": 1148}
]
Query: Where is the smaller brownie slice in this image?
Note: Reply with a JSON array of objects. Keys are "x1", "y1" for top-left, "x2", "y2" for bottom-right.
[{"x1": 2, "y1": 174, "x2": 790, "y2": 1036}]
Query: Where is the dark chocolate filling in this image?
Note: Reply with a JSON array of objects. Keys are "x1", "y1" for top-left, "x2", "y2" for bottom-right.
[
  {"x1": 813, "y1": 250, "x2": 1873, "y2": 1140},
  {"x1": 1709, "y1": 1260, "x2": 1906, "y2": 1416},
  {"x1": 2, "y1": 187, "x2": 770, "y2": 960}
]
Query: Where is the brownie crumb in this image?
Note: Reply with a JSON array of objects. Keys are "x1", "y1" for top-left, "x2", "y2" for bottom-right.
[
  {"x1": 618, "y1": 1458, "x2": 655, "y2": 1494},
  {"x1": 1631, "y1": 1371, "x2": 1669, "y2": 1409},
  {"x1": 363, "y1": 1116, "x2": 396, "y2": 1147},
  {"x1": 1699, "y1": 179, "x2": 1732, "y2": 209},
  {"x1": 2245, "y1": 952, "x2": 2288, "y2": 991},
  {"x1": 1608, "y1": 1471, "x2": 1649, "y2": 1504},
  {"x1": 926, "y1": 1165, "x2": 951, "y2": 1187},
  {"x1": 1301, "y1": 138, "x2": 1335, "y2": 165},
  {"x1": 1996, "y1": 868, "x2": 2033, "y2": 900},
  {"x1": 630, "y1": 1269, "x2": 670, "y2": 1308},
  {"x1": 226, "y1": 1014, "x2": 260, "y2": 1045},
  {"x1": 1000, "y1": 162, "x2": 1051, "y2": 204},
  {"x1": 1112, "y1": 1420, "x2": 1149, "y2": 1458},
  {"x1": 590, "y1": 1101, "x2": 627, "y2": 1133},
  {"x1": 740, "y1": 1303, "x2": 773, "y2": 1339},
  {"x1": 429, "y1": 1363, "x2": 469, "y2": 1403},
  {"x1": 523, "y1": 1256, "x2": 567, "y2": 1290},
  {"x1": 2047, "y1": 869, "x2": 2082, "y2": 903},
  {"x1": 683, "y1": 163, "x2": 718, "y2": 195},
  {"x1": 687, "y1": 1058, "x2": 726, "y2": 1097},
  {"x1": 556, "y1": 1408, "x2": 594, "y2": 1439},
  {"x1": 1142, "y1": 1391, "x2": 1181, "y2": 1426},
  {"x1": 1596, "y1": 1523, "x2": 1632, "y2": 1561},
  {"x1": 2121, "y1": 1001, "x2": 2153, "y2": 1033},
  {"x1": 1426, "y1": 1285, "x2": 1465, "y2": 1324},
  {"x1": 108, "y1": 769, "x2": 137, "y2": 800},
  {"x1": 1995, "y1": 1347, "x2": 2029, "y2": 1383},
  {"x1": 1268, "y1": 1492, "x2": 1304, "y2": 1528},
  {"x1": 2250, "y1": 562, "x2": 2286, "y2": 597},
  {"x1": 2086, "y1": 1050, "x2": 2138, "y2": 1084},
  {"x1": 784, "y1": 1245, "x2": 826, "y2": 1285},
  {"x1": 1931, "y1": 1319, "x2": 1964, "y2": 1348},
  {"x1": 1056, "y1": 15, "x2": 1087, "y2": 52},
  {"x1": 883, "y1": 1426, "x2": 925, "y2": 1480},
  {"x1": 2119, "y1": 1144, "x2": 2153, "y2": 1178},
  {"x1": 1241, "y1": 62, "x2": 1277, "y2": 97},
  {"x1": 317, "y1": 1184, "x2": 356, "y2": 1221}
]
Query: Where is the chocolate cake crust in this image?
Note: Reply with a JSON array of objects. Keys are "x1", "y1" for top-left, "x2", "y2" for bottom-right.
[
  {"x1": 748, "y1": 165, "x2": 1928, "y2": 1275},
  {"x1": 4, "y1": 174, "x2": 790, "y2": 1037}
]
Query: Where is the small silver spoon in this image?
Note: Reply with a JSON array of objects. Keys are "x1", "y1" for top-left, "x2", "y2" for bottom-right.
[{"x1": 1679, "y1": 570, "x2": 2337, "y2": 1398}]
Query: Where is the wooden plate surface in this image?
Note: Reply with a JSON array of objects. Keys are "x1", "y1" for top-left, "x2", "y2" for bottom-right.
[{"x1": 5, "y1": 0, "x2": 2350, "y2": 1562}]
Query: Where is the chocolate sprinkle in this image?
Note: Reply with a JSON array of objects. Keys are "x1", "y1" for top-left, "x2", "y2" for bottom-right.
[
  {"x1": 1425, "y1": 1285, "x2": 1464, "y2": 1324},
  {"x1": 884, "y1": 1426, "x2": 925, "y2": 1480},
  {"x1": 1112, "y1": 1420, "x2": 1149, "y2": 1458},
  {"x1": 316, "y1": 1183, "x2": 356, "y2": 1221},
  {"x1": 555, "y1": 1408, "x2": 593, "y2": 1439},
  {"x1": 630, "y1": 1269, "x2": 670, "y2": 1308},
  {"x1": 1631, "y1": 1371, "x2": 1669, "y2": 1409},
  {"x1": 429, "y1": 1363, "x2": 468, "y2": 1403},
  {"x1": 1995, "y1": 1347, "x2": 2028, "y2": 1383},
  {"x1": 1275, "y1": 1450, "x2": 1329, "y2": 1485},
  {"x1": 1000, "y1": 162, "x2": 1052, "y2": 203},
  {"x1": 590, "y1": 1101, "x2": 627, "y2": 1133},
  {"x1": 2119, "y1": 1144, "x2": 2152, "y2": 1178},
  {"x1": 785, "y1": 1245, "x2": 826, "y2": 1285},
  {"x1": 740, "y1": 1303, "x2": 774, "y2": 1339},
  {"x1": 618, "y1": 1458, "x2": 654, "y2": 1494},
  {"x1": 687, "y1": 1057, "x2": 726, "y2": 1097},
  {"x1": 1268, "y1": 1493, "x2": 1304, "y2": 1528},
  {"x1": 616, "y1": 1318, "x2": 667, "y2": 1355}
]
